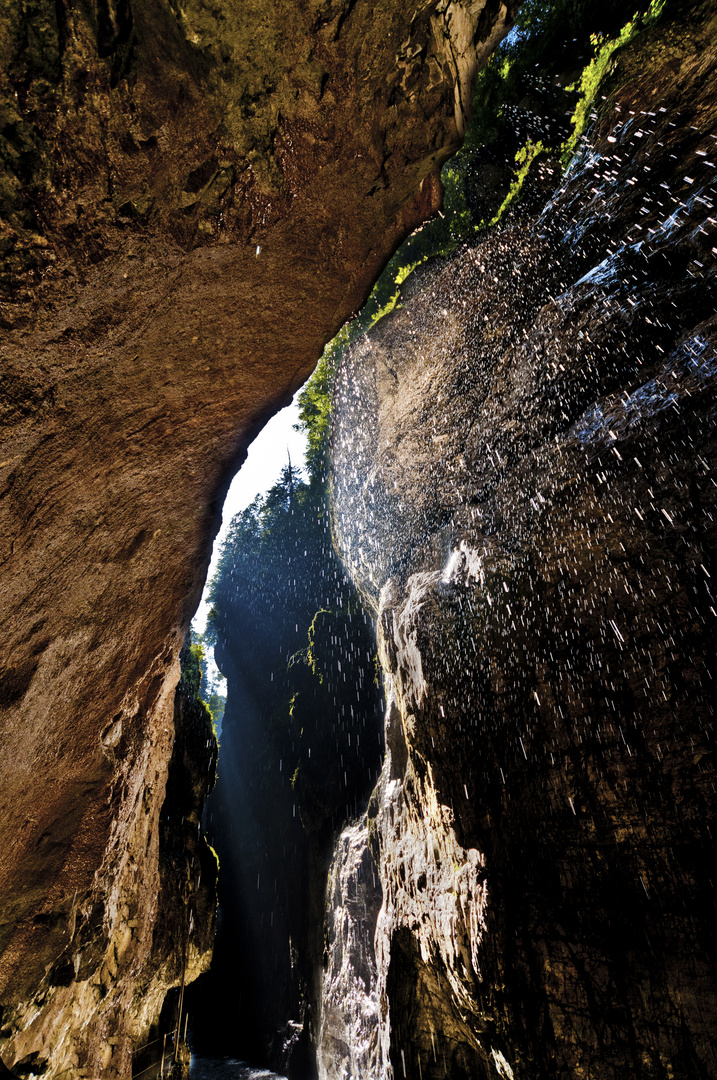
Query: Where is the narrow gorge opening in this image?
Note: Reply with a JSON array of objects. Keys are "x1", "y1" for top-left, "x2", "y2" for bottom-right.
[{"x1": 182, "y1": 391, "x2": 386, "y2": 1078}]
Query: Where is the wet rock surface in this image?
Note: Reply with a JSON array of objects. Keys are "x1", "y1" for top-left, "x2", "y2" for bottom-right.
[
  {"x1": 0, "y1": 0, "x2": 517, "y2": 1072},
  {"x1": 0, "y1": 644, "x2": 217, "y2": 1080},
  {"x1": 331, "y1": 4, "x2": 717, "y2": 1077},
  {"x1": 317, "y1": 817, "x2": 382, "y2": 1080}
]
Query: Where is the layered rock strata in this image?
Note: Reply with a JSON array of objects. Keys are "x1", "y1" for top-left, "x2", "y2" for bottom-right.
[
  {"x1": 329, "y1": 4, "x2": 717, "y2": 1077},
  {"x1": 0, "y1": 0, "x2": 517, "y2": 1072}
]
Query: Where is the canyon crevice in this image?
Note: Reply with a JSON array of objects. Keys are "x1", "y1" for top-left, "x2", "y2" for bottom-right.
[
  {"x1": 3, "y1": 0, "x2": 717, "y2": 1076},
  {"x1": 0, "y1": 0, "x2": 518, "y2": 1074}
]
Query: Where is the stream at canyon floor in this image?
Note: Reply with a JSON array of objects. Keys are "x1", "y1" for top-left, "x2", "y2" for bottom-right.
[{"x1": 190, "y1": 1059, "x2": 287, "y2": 1080}]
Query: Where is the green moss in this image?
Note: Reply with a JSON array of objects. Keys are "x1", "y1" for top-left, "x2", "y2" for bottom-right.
[
  {"x1": 295, "y1": 0, "x2": 670, "y2": 361},
  {"x1": 306, "y1": 609, "x2": 332, "y2": 683},
  {"x1": 395, "y1": 259, "x2": 425, "y2": 286},
  {"x1": 562, "y1": 0, "x2": 667, "y2": 162},
  {"x1": 489, "y1": 139, "x2": 547, "y2": 227},
  {"x1": 296, "y1": 344, "x2": 338, "y2": 481},
  {"x1": 186, "y1": 642, "x2": 204, "y2": 695},
  {"x1": 206, "y1": 842, "x2": 220, "y2": 874}
]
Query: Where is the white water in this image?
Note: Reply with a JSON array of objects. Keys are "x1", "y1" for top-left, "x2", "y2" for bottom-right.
[{"x1": 190, "y1": 1058, "x2": 287, "y2": 1080}]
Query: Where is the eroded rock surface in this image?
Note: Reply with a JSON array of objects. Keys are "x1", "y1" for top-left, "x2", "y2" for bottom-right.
[
  {"x1": 318, "y1": 817, "x2": 383, "y2": 1080},
  {"x1": 0, "y1": 0, "x2": 518, "y2": 1072},
  {"x1": 331, "y1": 4, "x2": 717, "y2": 1076},
  {"x1": 0, "y1": 643, "x2": 217, "y2": 1079}
]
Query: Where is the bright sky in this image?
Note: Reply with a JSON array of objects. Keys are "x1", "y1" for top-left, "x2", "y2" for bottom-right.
[{"x1": 192, "y1": 396, "x2": 308, "y2": 636}]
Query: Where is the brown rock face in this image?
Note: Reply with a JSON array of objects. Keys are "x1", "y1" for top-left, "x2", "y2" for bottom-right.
[
  {"x1": 0, "y1": 0, "x2": 517, "y2": 1074},
  {"x1": 330, "y1": 4, "x2": 717, "y2": 1077}
]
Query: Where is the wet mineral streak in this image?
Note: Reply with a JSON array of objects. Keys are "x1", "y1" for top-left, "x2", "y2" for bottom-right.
[{"x1": 327, "y1": 4, "x2": 717, "y2": 1077}]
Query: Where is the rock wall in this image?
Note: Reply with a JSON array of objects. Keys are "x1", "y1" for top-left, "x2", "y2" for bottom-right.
[
  {"x1": 328, "y1": 3, "x2": 717, "y2": 1077},
  {"x1": 0, "y1": 0, "x2": 518, "y2": 1073},
  {"x1": 0, "y1": 644, "x2": 217, "y2": 1079},
  {"x1": 318, "y1": 818, "x2": 382, "y2": 1080}
]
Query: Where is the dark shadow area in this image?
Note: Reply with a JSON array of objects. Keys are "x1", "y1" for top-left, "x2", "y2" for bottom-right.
[{"x1": 185, "y1": 465, "x2": 385, "y2": 1077}]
